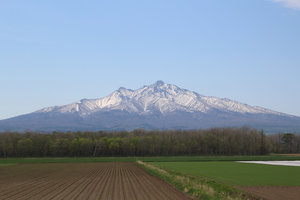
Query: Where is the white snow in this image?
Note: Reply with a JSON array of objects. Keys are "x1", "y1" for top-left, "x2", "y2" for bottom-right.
[
  {"x1": 237, "y1": 161, "x2": 300, "y2": 167},
  {"x1": 35, "y1": 81, "x2": 289, "y2": 117}
]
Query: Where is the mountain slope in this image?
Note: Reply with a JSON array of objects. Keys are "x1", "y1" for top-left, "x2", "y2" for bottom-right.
[{"x1": 1, "y1": 81, "x2": 299, "y2": 133}]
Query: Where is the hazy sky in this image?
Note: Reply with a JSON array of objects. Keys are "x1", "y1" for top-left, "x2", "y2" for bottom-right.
[{"x1": 1, "y1": 0, "x2": 300, "y2": 119}]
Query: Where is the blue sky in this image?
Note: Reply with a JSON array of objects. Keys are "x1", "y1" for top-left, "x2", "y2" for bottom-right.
[{"x1": 0, "y1": 0, "x2": 300, "y2": 119}]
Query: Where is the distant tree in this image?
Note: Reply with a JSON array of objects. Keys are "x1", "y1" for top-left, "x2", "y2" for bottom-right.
[
  {"x1": 282, "y1": 133, "x2": 295, "y2": 153},
  {"x1": 17, "y1": 138, "x2": 33, "y2": 157},
  {"x1": 260, "y1": 130, "x2": 267, "y2": 155},
  {"x1": 1, "y1": 128, "x2": 299, "y2": 157},
  {"x1": 52, "y1": 138, "x2": 71, "y2": 156}
]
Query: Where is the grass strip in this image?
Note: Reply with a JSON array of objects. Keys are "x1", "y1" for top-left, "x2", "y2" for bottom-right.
[
  {"x1": 137, "y1": 161, "x2": 262, "y2": 200},
  {"x1": 1, "y1": 155, "x2": 299, "y2": 165},
  {"x1": 0, "y1": 163, "x2": 16, "y2": 167},
  {"x1": 140, "y1": 155, "x2": 300, "y2": 162}
]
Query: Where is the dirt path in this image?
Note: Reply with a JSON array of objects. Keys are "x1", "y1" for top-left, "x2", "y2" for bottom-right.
[
  {"x1": 0, "y1": 162, "x2": 191, "y2": 200},
  {"x1": 238, "y1": 186, "x2": 300, "y2": 200}
]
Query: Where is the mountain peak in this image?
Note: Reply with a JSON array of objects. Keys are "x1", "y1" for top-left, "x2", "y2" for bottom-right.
[
  {"x1": 36, "y1": 81, "x2": 286, "y2": 116},
  {"x1": 149, "y1": 80, "x2": 180, "y2": 93},
  {"x1": 1, "y1": 81, "x2": 300, "y2": 132},
  {"x1": 153, "y1": 80, "x2": 165, "y2": 86}
]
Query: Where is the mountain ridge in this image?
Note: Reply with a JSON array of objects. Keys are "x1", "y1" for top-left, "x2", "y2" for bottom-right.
[
  {"x1": 35, "y1": 81, "x2": 289, "y2": 116},
  {"x1": 1, "y1": 81, "x2": 299, "y2": 133}
]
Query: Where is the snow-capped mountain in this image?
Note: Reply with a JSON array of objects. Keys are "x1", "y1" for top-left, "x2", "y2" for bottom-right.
[
  {"x1": 36, "y1": 81, "x2": 284, "y2": 116},
  {"x1": 1, "y1": 81, "x2": 299, "y2": 133}
]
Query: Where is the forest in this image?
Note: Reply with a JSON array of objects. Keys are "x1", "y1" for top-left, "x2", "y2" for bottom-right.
[{"x1": 0, "y1": 127, "x2": 299, "y2": 157}]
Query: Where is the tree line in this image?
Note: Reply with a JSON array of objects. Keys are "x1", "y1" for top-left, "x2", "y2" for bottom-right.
[{"x1": 0, "y1": 127, "x2": 299, "y2": 157}]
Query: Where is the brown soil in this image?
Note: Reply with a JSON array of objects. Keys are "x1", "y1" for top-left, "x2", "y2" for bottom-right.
[
  {"x1": 0, "y1": 162, "x2": 191, "y2": 200},
  {"x1": 237, "y1": 186, "x2": 300, "y2": 200}
]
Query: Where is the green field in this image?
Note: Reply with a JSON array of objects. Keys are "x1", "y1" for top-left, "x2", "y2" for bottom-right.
[
  {"x1": 1, "y1": 155, "x2": 300, "y2": 165},
  {"x1": 141, "y1": 155, "x2": 300, "y2": 162},
  {"x1": 153, "y1": 161, "x2": 300, "y2": 186}
]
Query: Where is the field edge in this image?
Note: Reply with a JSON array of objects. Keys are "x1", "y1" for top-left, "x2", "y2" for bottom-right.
[{"x1": 136, "y1": 161, "x2": 262, "y2": 200}]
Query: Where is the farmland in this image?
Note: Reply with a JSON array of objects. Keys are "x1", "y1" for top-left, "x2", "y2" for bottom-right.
[
  {"x1": 0, "y1": 162, "x2": 190, "y2": 200},
  {"x1": 152, "y1": 161, "x2": 300, "y2": 186},
  {"x1": 151, "y1": 161, "x2": 300, "y2": 200},
  {"x1": 1, "y1": 156, "x2": 300, "y2": 200},
  {"x1": 1, "y1": 154, "x2": 300, "y2": 165}
]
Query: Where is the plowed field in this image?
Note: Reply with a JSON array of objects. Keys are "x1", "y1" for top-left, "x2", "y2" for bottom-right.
[
  {"x1": 0, "y1": 162, "x2": 190, "y2": 200},
  {"x1": 238, "y1": 186, "x2": 300, "y2": 200}
]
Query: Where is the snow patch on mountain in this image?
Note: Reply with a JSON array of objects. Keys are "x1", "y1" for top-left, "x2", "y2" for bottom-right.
[{"x1": 36, "y1": 81, "x2": 287, "y2": 117}]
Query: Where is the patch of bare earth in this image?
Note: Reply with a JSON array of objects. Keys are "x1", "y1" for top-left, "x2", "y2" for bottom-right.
[
  {"x1": 0, "y1": 162, "x2": 191, "y2": 200},
  {"x1": 237, "y1": 186, "x2": 300, "y2": 200}
]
